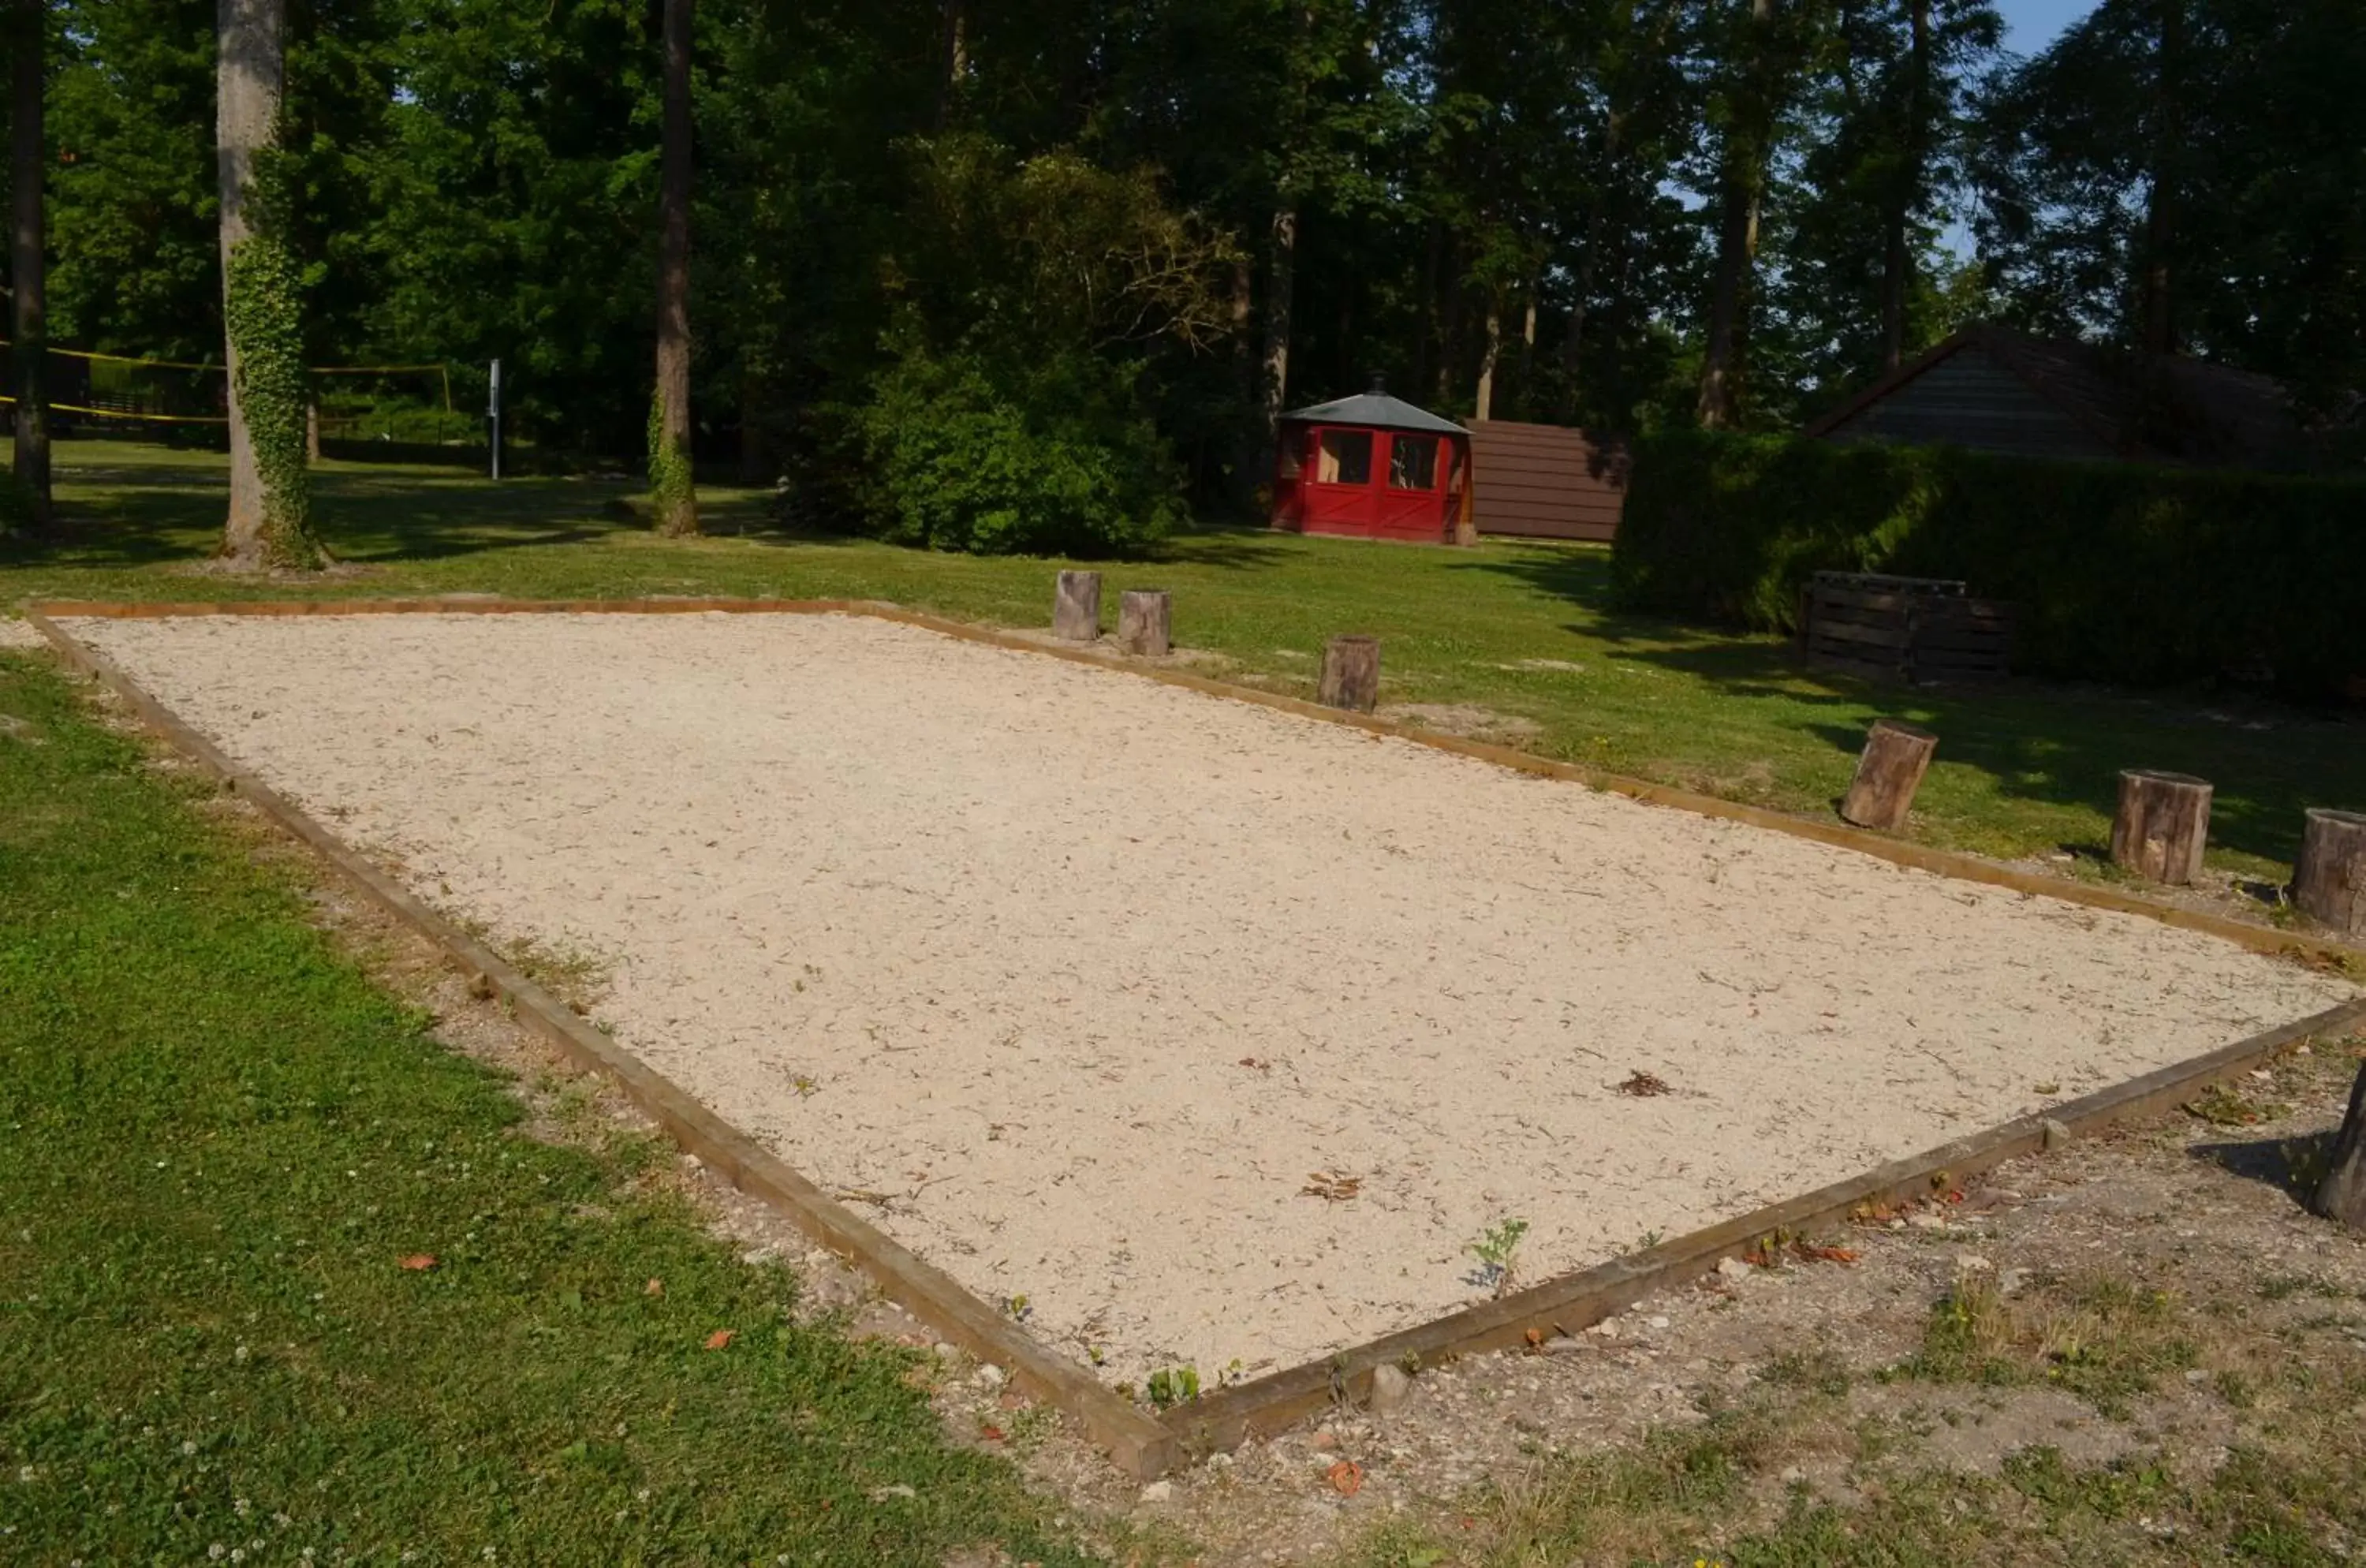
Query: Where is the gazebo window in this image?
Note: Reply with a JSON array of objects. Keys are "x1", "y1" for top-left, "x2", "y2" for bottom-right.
[
  {"x1": 1317, "y1": 429, "x2": 1372, "y2": 485},
  {"x1": 1389, "y1": 435, "x2": 1439, "y2": 490}
]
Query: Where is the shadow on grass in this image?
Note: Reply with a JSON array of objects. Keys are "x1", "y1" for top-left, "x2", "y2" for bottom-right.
[
  {"x1": 1454, "y1": 540, "x2": 2364, "y2": 870},
  {"x1": 17, "y1": 447, "x2": 1294, "y2": 576}
]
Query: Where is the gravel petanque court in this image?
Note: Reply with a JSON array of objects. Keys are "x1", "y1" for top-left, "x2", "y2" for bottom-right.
[{"x1": 68, "y1": 610, "x2": 2357, "y2": 1388}]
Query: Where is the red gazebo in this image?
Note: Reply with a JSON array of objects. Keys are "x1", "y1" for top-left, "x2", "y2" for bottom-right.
[{"x1": 1269, "y1": 382, "x2": 1472, "y2": 544}]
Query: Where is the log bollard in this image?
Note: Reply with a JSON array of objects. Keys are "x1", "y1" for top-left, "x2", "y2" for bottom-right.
[
  {"x1": 1052, "y1": 570, "x2": 1102, "y2": 641},
  {"x1": 1838, "y1": 719, "x2": 1938, "y2": 831},
  {"x1": 2294, "y1": 808, "x2": 2366, "y2": 933},
  {"x1": 1318, "y1": 636, "x2": 1381, "y2": 713},
  {"x1": 1117, "y1": 589, "x2": 1172, "y2": 656},
  {"x1": 2110, "y1": 770, "x2": 2213, "y2": 885}
]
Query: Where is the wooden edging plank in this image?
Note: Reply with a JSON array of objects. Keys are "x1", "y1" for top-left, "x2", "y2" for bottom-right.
[
  {"x1": 21, "y1": 607, "x2": 1181, "y2": 1481},
  {"x1": 1166, "y1": 989, "x2": 2366, "y2": 1458},
  {"x1": 22, "y1": 595, "x2": 2366, "y2": 1482}
]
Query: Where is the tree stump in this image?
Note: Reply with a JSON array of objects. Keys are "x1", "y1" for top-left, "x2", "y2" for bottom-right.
[
  {"x1": 2294, "y1": 808, "x2": 2366, "y2": 933},
  {"x1": 1051, "y1": 569, "x2": 1101, "y2": 641},
  {"x1": 2110, "y1": 770, "x2": 2213, "y2": 885},
  {"x1": 2312, "y1": 1061, "x2": 2366, "y2": 1232},
  {"x1": 1838, "y1": 719, "x2": 1938, "y2": 832},
  {"x1": 1117, "y1": 589, "x2": 1172, "y2": 656},
  {"x1": 1318, "y1": 635, "x2": 1381, "y2": 713}
]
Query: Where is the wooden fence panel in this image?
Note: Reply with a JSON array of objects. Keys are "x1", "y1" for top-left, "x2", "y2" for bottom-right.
[{"x1": 1468, "y1": 420, "x2": 1627, "y2": 541}]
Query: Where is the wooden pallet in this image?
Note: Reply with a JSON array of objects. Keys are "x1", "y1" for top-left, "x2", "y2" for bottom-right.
[{"x1": 1802, "y1": 573, "x2": 2014, "y2": 685}]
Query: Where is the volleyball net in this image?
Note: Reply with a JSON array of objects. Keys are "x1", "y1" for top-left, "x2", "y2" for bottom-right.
[{"x1": 0, "y1": 344, "x2": 468, "y2": 445}]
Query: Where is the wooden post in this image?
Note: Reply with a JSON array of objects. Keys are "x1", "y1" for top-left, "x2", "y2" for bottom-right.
[
  {"x1": 1117, "y1": 589, "x2": 1171, "y2": 656},
  {"x1": 1838, "y1": 719, "x2": 1937, "y2": 832},
  {"x1": 2294, "y1": 808, "x2": 2366, "y2": 933},
  {"x1": 1052, "y1": 570, "x2": 1101, "y2": 641},
  {"x1": 1318, "y1": 636, "x2": 1380, "y2": 713},
  {"x1": 2110, "y1": 770, "x2": 2213, "y2": 885},
  {"x1": 2313, "y1": 1061, "x2": 2366, "y2": 1232}
]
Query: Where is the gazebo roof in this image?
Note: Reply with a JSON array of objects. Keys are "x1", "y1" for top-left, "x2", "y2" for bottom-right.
[{"x1": 1281, "y1": 385, "x2": 1466, "y2": 436}]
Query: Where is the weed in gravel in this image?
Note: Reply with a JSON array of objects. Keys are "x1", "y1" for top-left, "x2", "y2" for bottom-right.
[{"x1": 1465, "y1": 1216, "x2": 1531, "y2": 1297}]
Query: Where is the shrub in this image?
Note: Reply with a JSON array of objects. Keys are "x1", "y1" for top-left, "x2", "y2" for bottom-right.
[
  {"x1": 1613, "y1": 431, "x2": 2366, "y2": 696},
  {"x1": 855, "y1": 338, "x2": 1186, "y2": 557}
]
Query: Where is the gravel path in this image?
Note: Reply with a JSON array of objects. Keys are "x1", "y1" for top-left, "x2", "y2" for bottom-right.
[{"x1": 67, "y1": 610, "x2": 2357, "y2": 1386}]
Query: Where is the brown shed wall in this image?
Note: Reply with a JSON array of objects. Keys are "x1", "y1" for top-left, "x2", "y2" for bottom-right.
[{"x1": 1468, "y1": 420, "x2": 1626, "y2": 541}]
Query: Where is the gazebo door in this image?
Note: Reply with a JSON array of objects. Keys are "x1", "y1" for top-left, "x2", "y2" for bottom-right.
[
  {"x1": 1371, "y1": 433, "x2": 1447, "y2": 539},
  {"x1": 1301, "y1": 426, "x2": 1378, "y2": 535}
]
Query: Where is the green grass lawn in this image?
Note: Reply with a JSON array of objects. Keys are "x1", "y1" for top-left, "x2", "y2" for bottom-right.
[
  {"x1": 7, "y1": 439, "x2": 2359, "y2": 886},
  {"x1": 0, "y1": 647, "x2": 1092, "y2": 1565}
]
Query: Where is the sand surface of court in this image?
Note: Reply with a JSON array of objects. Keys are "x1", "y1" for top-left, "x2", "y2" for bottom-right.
[{"x1": 68, "y1": 610, "x2": 2356, "y2": 1385}]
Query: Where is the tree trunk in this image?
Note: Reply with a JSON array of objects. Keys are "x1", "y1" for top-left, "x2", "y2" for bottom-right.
[
  {"x1": 1229, "y1": 256, "x2": 1257, "y2": 510},
  {"x1": 1696, "y1": 0, "x2": 1776, "y2": 430},
  {"x1": 1260, "y1": 203, "x2": 1297, "y2": 446},
  {"x1": 2110, "y1": 769, "x2": 2212, "y2": 885},
  {"x1": 1051, "y1": 569, "x2": 1101, "y2": 641},
  {"x1": 651, "y1": 0, "x2": 698, "y2": 537},
  {"x1": 935, "y1": 0, "x2": 967, "y2": 129},
  {"x1": 1117, "y1": 589, "x2": 1171, "y2": 656},
  {"x1": 216, "y1": 0, "x2": 315, "y2": 569},
  {"x1": 1879, "y1": 0, "x2": 1930, "y2": 373},
  {"x1": 1514, "y1": 290, "x2": 1537, "y2": 419},
  {"x1": 2139, "y1": 0, "x2": 2182, "y2": 362},
  {"x1": 1696, "y1": 175, "x2": 1760, "y2": 428},
  {"x1": 1435, "y1": 248, "x2": 1465, "y2": 407},
  {"x1": 2315, "y1": 1063, "x2": 2366, "y2": 1232},
  {"x1": 1318, "y1": 635, "x2": 1380, "y2": 713},
  {"x1": 736, "y1": 366, "x2": 765, "y2": 484},
  {"x1": 2293, "y1": 808, "x2": 2366, "y2": 934},
  {"x1": 1474, "y1": 298, "x2": 1501, "y2": 422},
  {"x1": 1839, "y1": 719, "x2": 1938, "y2": 831},
  {"x1": 10, "y1": 0, "x2": 50, "y2": 528}
]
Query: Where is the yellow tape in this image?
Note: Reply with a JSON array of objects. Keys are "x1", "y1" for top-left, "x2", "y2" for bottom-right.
[
  {"x1": 0, "y1": 339, "x2": 453, "y2": 379},
  {"x1": 0, "y1": 394, "x2": 228, "y2": 424}
]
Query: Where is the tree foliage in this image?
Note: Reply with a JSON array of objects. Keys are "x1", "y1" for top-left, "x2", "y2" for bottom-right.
[{"x1": 19, "y1": 0, "x2": 2360, "y2": 550}]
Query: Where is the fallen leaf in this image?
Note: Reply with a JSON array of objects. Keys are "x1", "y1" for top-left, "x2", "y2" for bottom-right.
[
  {"x1": 1238, "y1": 1057, "x2": 1270, "y2": 1071},
  {"x1": 980, "y1": 1424, "x2": 1006, "y2": 1442},
  {"x1": 703, "y1": 1329, "x2": 735, "y2": 1351},
  {"x1": 1614, "y1": 1070, "x2": 1672, "y2": 1097},
  {"x1": 1326, "y1": 1460, "x2": 1364, "y2": 1497},
  {"x1": 398, "y1": 1254, "x2": 438, "y2": 1271},
  {"x1": 1795, "y1": 1243, "x2": 1860, "y2": 1265},
  {"x1": 1523, "y1": 1327, "x2": 1545, "y2": 1351},
  {"x1": 644, "y1": 1277, "x2": 664, "y2": 1296},
  {"x1": 1302, "y1": 1170, "x2": 1362, "y2": 1201}
]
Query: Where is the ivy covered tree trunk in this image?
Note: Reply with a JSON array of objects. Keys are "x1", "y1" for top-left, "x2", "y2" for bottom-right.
[
  {"x1": 215, "y1": 0, "x2": 318, "y2": 569},
  {"x1": 11, "y1": 0, "x2": 50, "y2": 530},
  {"x1": 649, "y1": 0, "x2": 699, "y2": 538}
]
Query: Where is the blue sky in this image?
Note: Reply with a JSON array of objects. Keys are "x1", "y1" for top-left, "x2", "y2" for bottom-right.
[{"x1": 1995, "y1": 0, "x2": 2092, "y2": 55}]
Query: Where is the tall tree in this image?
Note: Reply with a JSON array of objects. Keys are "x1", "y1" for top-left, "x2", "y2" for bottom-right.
[
  {"x1": 216, "y1": 0, "x2": 319, "y2": 566},
  {"x1": 1876, "y1": 0, "x2": 1928, "y2": 369},
  {"x1": 11, "y1": 0, "x2": 50, "y2": 526},
  {"x1": 1696, "y1": 0, "x2": 1795, "y2": 429},
  {"x1": 649, "y1": 0, "x2": 697, "y2": 536},
  {"x1": 1970, "y1": 0, "x2": 2366, "y2": 418}
]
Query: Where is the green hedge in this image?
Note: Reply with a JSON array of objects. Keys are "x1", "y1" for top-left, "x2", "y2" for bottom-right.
[{"x1": 1612, "y1": 431, "x2": 2366, "y2": 696}]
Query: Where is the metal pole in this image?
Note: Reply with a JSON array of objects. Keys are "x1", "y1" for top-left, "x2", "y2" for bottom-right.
[{"x1": 487, "y1": 358, "x2": 503, "y2": 480}]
